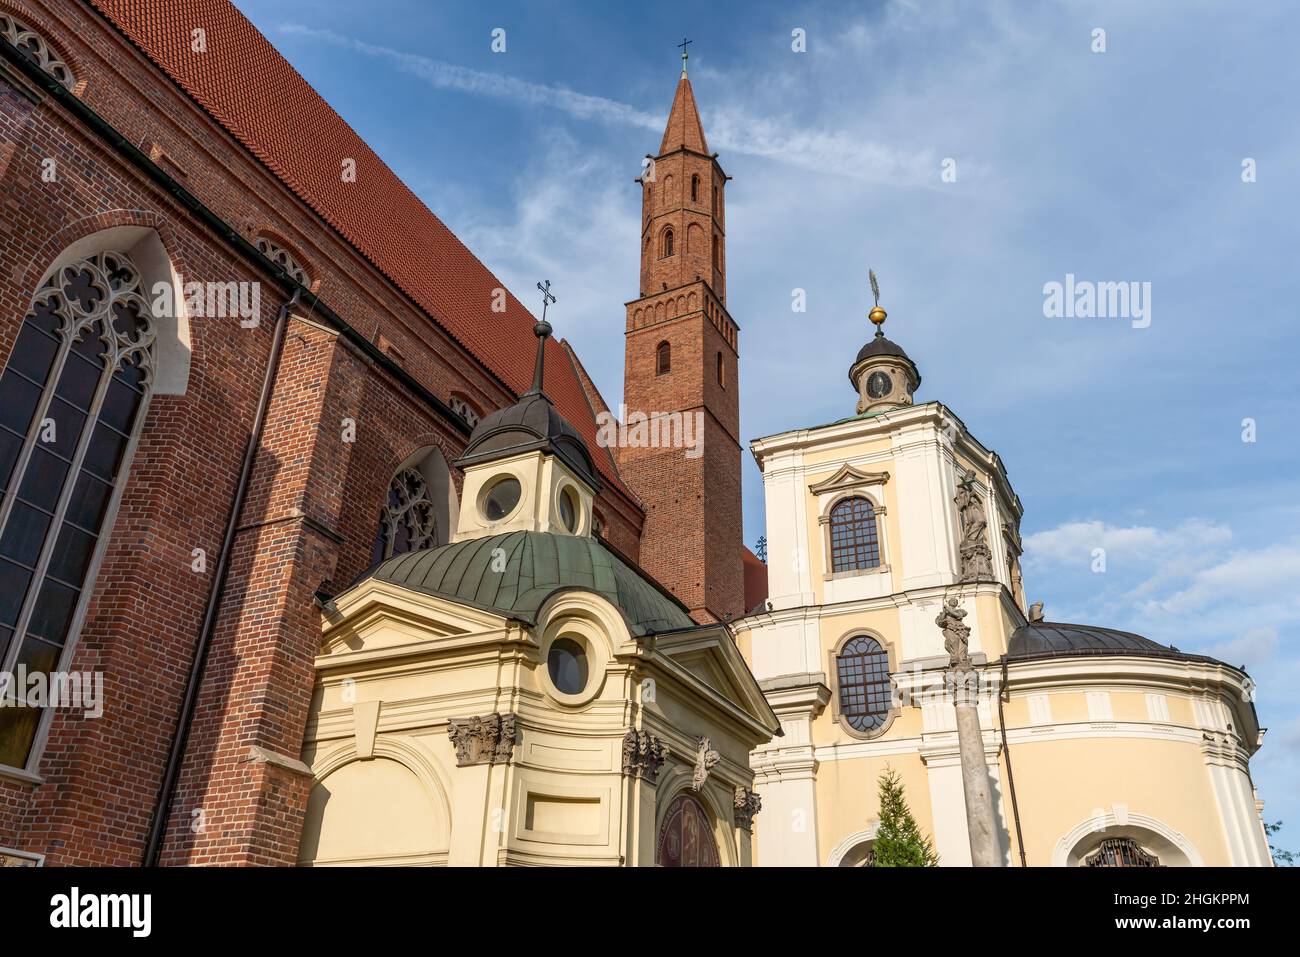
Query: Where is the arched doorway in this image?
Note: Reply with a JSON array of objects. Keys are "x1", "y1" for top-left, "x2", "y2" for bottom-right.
[{"x1": 656, "y1": 793, "x2": 719, "y2": 867}]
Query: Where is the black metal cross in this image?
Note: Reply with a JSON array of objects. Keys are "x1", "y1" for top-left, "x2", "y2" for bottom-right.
[
  {"x1": 536, "y1": 279, "x2": 556, "y2": 323},
  {"x1": 678, "y1": 37, "x2": 692, "y2": 67}
]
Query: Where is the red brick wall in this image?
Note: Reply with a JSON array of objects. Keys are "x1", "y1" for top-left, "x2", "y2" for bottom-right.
[{"x1": 0, "y1": 0, "x2": 646, "y2": 865}]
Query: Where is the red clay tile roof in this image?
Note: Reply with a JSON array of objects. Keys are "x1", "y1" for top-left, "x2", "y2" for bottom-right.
[
  {"x1": 659, "y1": 73, "x2": 708, "y2": 154},
  {"x1": 86, "y1": 0, "x2": 628, "y2": 496}
]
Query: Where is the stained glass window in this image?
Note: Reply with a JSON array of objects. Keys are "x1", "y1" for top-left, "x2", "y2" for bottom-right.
[{"x1": 0, "y1": 252, "x2": 155, "y2": 770}]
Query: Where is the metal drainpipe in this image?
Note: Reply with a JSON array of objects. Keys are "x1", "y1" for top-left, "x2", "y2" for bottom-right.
[
  {"x1": 143, "y1": 289, "x2": 300, "y2": 866},
  {"x1": 998, "y1": 654, "x2": 1028, "y2": 866}
]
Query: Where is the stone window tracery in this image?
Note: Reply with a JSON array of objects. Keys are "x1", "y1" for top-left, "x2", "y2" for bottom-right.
[
  {"x1": 0, "y1": 13, "x2": 75, "y2": 90},
  {"x1": 254, "y1": 236, "x2": 310, "y2": 287},
  {"x1": 372, "y1": 467, "x2": 438, "y2": 562},
  {"x1": 448, "y1": 394, "x2": 479, "y2": 428},
  {"x1": 0, "y1": 251, "x2": 156, "y2": 770}
]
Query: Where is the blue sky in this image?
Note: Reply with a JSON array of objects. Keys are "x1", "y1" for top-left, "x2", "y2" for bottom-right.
[{"x1": 233, "y1": 0, "x2": 1300, "y2": 847}]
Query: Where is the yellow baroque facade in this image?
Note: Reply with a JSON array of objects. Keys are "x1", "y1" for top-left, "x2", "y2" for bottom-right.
[
  {"x1": 297, "y1": 323, "x2": 779, "y2": 866},
  {"x1": 733, "y1": 308, "x2": 1270, "y2": 867}
]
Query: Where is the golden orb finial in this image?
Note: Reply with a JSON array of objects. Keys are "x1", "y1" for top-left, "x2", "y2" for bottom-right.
[{"x1": 868, "y1": 268, "x2": 887, "y2": 334}]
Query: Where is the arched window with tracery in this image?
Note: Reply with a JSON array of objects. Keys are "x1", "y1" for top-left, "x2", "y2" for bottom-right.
[
  {"x1": 448, "y1": 394, "x2": 479, "y2": 429},
  {"x1": 828, "y1": 496, "x2": 881, "y2": 572},
  {"x1": 0, "y1": 12, "x2": 75, "y2": 90},
  {"x1": 656, "y1": 793, "x2": 719, "y2": 867},
  {"x1": 371, "y1": 466, "x2": 439, "y2": 563},
  {"x1": 254, "y1": 236, "x2": 311, "y2": 287},
  {"x1": 836, "y1": 635, "x2": 891, "y2": 734},
  {"x1": 661, "y1": 228, "x2": 674, "y2": 259},
  {"x1": 0, "y1": 252, "x2": 156, "y2": 770},
  {"x1": 655, "y1": 341, "x2": 671, "y2": 376}
]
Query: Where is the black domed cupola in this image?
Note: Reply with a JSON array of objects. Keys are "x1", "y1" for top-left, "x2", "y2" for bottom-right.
[{"x1": 848, "y1": 270, "x2": 920, "y2": 414}]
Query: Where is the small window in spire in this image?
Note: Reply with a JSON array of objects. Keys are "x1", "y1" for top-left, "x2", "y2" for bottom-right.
[
  {"x1": 712, "y1": 238, "x2": 719, "y2": 270},
  {"x1": 716, "y1": 351, "x2": 724, "y2": 388},
  {"x1": 656, "y1": 341, "x2": 671, "y2": 375},
  {"x1": 691, "y1": 175, "x2": 700, "y2": 203},
  {"x1": 712, "y1": 185, "x2": 718, "y2": 215},
  {"x1": 662, "y1": 228, "x2": 675, "y2": 259}
]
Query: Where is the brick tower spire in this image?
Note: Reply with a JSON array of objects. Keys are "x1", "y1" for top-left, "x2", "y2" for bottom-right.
[{"x1": 622, "y1": 63, "x2": 742, "y2": 623}]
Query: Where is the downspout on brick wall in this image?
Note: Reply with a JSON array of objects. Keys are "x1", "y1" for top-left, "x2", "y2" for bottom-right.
[{"x1": 143, "y1": 289, "x2": 298, "y2": 865}]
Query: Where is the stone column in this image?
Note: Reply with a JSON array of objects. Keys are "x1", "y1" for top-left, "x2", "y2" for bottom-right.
[{"x1": 937, "y1": 597, "x2": 1002, "y2": 867}]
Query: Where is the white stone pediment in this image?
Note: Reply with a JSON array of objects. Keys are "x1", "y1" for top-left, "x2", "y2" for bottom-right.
[
  {"x1": 807, "y1": 463, "x2": 890, "y2": 496},
  {"x1": 656, "y1": 629, "x2": 781, "y2": 736}
]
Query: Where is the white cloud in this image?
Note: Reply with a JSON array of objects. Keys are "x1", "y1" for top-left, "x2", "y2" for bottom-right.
[
  {"x1": 1022, "y1": 518, "x2": 1231, "y2": 569},
  {"x1": 275, "y1": 24, "x2": 935, "y2": 186},
  {"x1": 1207, "y1": 627, "x2": 1279, "y2": 670}
]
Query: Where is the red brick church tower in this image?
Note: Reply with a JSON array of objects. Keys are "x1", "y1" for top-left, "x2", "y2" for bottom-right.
[{"x1": 622, "y1": 54, "x2": 743, "y2": 623}]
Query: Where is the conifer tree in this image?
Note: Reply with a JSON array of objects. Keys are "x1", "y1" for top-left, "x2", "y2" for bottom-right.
[{"x1": 872, "y1": 766, "x2": 939, "y2": 867}]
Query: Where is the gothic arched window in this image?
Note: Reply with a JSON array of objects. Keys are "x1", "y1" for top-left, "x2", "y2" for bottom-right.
[
  {"x1": 828, "y1": 496, "x2": 881, "y2": 572},
  {"x1": 691, "y1": 175, "x2": 700, "y2": 203},
  {"x1": 836, "y1": 636, "x2": 891, "y2": 734},
  {"x1": 716, "y1": 351, "x2": 724, "y2": 388},
  {"x1": 661, "y1": 228, "x2": 675, "y2": 259},
  {"x1": 0, "y1": 12, "x2": 76, "y2": 90},
  {"x1": 655, "y1": 341, "x2": 671, "y2": 376},
  {"x1": 371, "y1": 466, "x2": 439, "y2": 563},
  {"x1": 0, "y1": 252, "x2": 156, "y2": 770}
]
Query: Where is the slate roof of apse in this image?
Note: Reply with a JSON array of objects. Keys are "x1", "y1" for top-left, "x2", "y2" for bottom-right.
[
  {"x1": 367, "y1": 531, "x2": 697, "y2": 637},
  {"x1": 86, "y1": 0, "x2": 627, "y2": 496},
  {"x1": 1007, "y1": 622, "x2": 1233, "y2": 669}
]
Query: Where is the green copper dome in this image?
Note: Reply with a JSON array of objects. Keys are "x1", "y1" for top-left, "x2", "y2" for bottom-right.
[{"x1": 364, "y1": 531, "x2": 696, "y2": 636}]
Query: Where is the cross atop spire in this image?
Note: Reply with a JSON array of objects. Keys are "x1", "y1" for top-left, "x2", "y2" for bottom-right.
[
  {"x1": 678, "y1": 37, "x2": 692, "y2": 76},
  {"x1": 525, "y1": 280, "x2": 556, "y2": 396}
]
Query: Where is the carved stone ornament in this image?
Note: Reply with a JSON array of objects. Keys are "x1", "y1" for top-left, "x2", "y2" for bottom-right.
[
  {"x1": 692, "y1": 736, "x2": 720, "y2": 791},
  {"x1": 954, "y1": 470, "x2": 996, "y2": 582},
  {"x1": 733, "y1": 786, "x2": 762, "y2": 832},
  {"x1": 936, "y1": 597, "x2": 973, "y2": 671},
  {"x1": 807, "y1": 463, "x2": 890, "y2": 496},
  {"x1": 447, "y1": 713, "x2": 517, "y2": 766},
  {"x1": 621, "y1": 729, "x2": 669, "y2": 783}
]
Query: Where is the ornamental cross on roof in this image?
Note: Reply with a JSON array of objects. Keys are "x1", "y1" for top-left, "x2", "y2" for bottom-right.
[
  {"x1": 526, "y1": 279, "x2": 557, "y2": 396},
  {"x1": 678, "y1": 37, "x2": 692, "y2": 74}
]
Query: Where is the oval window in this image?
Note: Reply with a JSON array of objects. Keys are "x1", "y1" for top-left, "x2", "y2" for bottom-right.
[
  {"x1": 547, "y1": 637, "x2": 589, "y2": 695},
  {"x1": 558, "y1": 487, "x2": 578, "y2": 532},
  {"x1": 482, "y1": 476, "x2": 521, "y2": 521}
]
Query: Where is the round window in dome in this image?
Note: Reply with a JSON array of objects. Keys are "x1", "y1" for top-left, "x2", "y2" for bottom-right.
[
  {"x1": 482, "y1": 476, "x2": 522, "y2": 522},
  {"x1": 547, "y1": 637, "x2": 589, "y2": 696},
  {"x1": 558, "y1": 487, "x2": 579, "y2": 532}
]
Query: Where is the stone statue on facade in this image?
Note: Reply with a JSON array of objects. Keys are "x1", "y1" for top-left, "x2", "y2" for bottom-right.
[
  {"x1": 935, "y1": 597, "x2": 972, "y2": 670},
  {"x1": 954, "y1": 469, "x2": 995, "y2": 581},
  {"x1": 692, "y1": 736, "x2": 720, "y2": 791}
]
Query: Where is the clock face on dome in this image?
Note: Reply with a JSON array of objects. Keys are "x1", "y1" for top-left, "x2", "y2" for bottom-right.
[{"x1": 867, "y1": 371, "x2": 893, "y2": 399}]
